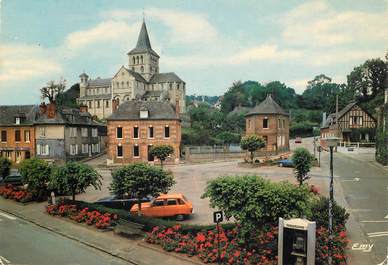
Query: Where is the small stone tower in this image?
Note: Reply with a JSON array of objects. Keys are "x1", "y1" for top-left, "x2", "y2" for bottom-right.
[
  {"x1": 245, "y1": 95, "x2": 290, "y2": 152},
  {"x1": 79, "y1": 72, "x2": 89, "y2": 97}
]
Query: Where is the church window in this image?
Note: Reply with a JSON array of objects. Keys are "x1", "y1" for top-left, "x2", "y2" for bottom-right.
[
  {"x1": 127, "y1": 81, "x2": 129, "y2": 87},
  {"x1": 141, "y1": 56, "x2": 143, "y2": 64},
  {"x1": 177, "y1": 83, "x2": 180, "y2": 90},
  {"x1": 141, "y1": 66, "x2": 144, "y2": 73},
  {"x1": 97, "y1": 100, "x2": 100, "y2": 108},
  {"x1": 121, "y1": 81, "x2": 124, "y2": 87},
  {"x1": 116, "y1": 82, "x2": 119, "y2": 88},
  {"x1": 132, "y1": 57, "x2": 135, "y2": 64},
  {"x1": 136, "y1": 56, "x2": 139, "y2": 64},
  {"x1": 150, "y1": 66, "x2": 152, "y2": 72},
  {"x1": 106, "y1": 101, "x2": 109, "y2": 108},
  {"x1": 88, "y1": 101, "x2": 92, "y2": 108},
  {"x1": 169, "y1": 83, "x2": 172, "y2": 90}
]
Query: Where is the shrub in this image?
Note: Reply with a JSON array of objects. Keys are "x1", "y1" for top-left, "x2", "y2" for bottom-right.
[
  {"x1": 0, "y1": 157, "x2": 11, "y2": 179},
  {"x1": 202, "y1": 175, "x2": 312, "y2": 236},
  {"x1": 240, "y1": 135, "x2": 265, "y2": 162},
  {"x1": 308, "y1": 196, "x2": 349, "y2": 228},
  {"x1": 20, "y1": 158, "x2": 52, "y2": 200},
  {"x1": 149, "y1": 145, "x2": 174, "y2": 168}
]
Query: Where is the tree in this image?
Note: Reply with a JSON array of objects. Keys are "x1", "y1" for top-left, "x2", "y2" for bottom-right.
[
  {"x1": 0, "y1": 157, "x2": 11, "y2": 179},
  {"x1": 240, "y1": 135, "x2": 265, "y2": 163},
  {"x1": 110, "y1": 163, "x2": 175, "y2": 215},
  {"x1": 216, "y1": 131, "x2": 241, "y2": 146},
  {"x1": 20, "y1": 158, "x2": 52, "y2": 199},
  {"x1": 149, "y1": 145, "x2": 174, "y2": 169},
  {"x1": 202, "y1": 175, "x2": 312, "y2": 236},
  {"x1": 49, "y1": 162, "x2": 102, "y2": 201},
  {"x1": 41, "y1": 79, "x2": 66, "y2": 103},
  {"x1": 292, "y1": 148, "x2": 314, "y2": 186}
]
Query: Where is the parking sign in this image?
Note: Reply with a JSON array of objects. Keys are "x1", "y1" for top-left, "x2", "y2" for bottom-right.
[{"x1": 213, "y1": 211, "x2": 223, "y2": 223}]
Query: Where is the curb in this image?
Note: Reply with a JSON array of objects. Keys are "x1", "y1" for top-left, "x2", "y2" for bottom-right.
[
  {"x1": 138, "y1": 241, "x2": 204, "y2": 265},
  {"x1": 0, "y1": 206, "x2": 139, "y2": 265}
]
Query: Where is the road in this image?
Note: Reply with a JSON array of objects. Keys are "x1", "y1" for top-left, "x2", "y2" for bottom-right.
[
  {"x1": 0, "y1": 211, "x2": 130, "y2": 265},
  {"x1": 327, "y1": 151, "x2": 388, "y2": 265}
]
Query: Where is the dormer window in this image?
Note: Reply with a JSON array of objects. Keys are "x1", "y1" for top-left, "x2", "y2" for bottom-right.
[
  {"x1": 140, "y1": 108, "x2": 149, "y2": 119},
  {"x1": 15, "y1": 117, "x2": 20, "y2": 125}
]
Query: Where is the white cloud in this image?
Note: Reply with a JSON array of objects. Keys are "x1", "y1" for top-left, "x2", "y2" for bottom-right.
[
  {"x1": 64, "y1": 20, "x2": 140, "y2": 51},
  {"x1": 308, "y1": 49, "x2": 384, "y2": 66},
  {"x1": 282, "y1": 1, "x2": 388, "y2": 47},
  {"x1": 0, "y1": 44, "x2": 62, "y2": 82},
  {"x1": 102, "y1": 8, "x2": 218, "y2": 44}
]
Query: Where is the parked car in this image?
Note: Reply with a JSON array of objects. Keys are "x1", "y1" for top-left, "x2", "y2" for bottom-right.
[
  {"x1": 0, "y1": 169, "x2": 23, "y2": 186},
  {"x1": 295, "y1": 137, "x2": 302, "y2": 143},
  {"x1": 95, "y1": 195, "x2": 151, "y2": 210},
  {"x1": 130, "y1": 193, "x2": 193, "y2": 221},
  {"x1": 277, "y1": 159, "x2": 294, "y2": 167}
]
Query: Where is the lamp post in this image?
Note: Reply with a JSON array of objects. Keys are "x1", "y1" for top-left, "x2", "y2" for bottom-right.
[{"x1": 325, "y1": 136, "x2": 340, "y2": 265}]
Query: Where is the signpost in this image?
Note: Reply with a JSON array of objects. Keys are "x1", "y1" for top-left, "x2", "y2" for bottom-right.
[{"x1": 213, "y1": 211, "x2": 223, "y2": 265}]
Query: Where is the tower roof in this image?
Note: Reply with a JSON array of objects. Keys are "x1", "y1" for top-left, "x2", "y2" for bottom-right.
[
  {"x1": 245, "y1": 94, "x2": 288, "y2": 116},
  {"x1": 127, "y1": 21, "x2": 159, "y2": 58}
]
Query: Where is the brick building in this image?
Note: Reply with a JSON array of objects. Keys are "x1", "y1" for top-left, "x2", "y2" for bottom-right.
[
  {"x1": 245, "y1": 95, "x2": 289, "y2": 152},
  {"x1": 106, "y1": 101, "x2": 181, "y2": 165},
  {"x1": 0, "y1": 105, "x2": 37, "y2": 164}
]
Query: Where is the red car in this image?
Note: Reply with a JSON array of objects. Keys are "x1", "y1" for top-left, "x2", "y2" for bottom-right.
[{"x1": 295, "y1": 137, "x2": 302, "y2": 143}]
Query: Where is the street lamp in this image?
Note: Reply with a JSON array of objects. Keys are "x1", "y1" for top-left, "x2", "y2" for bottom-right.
[{"x1": 325, "y1": 136, "x2": 340, "y2": 265}]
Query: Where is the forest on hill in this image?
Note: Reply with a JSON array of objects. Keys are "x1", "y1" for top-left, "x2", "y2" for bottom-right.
[{"x1": 184, "y1": 55, "x2": 387, "y2": 146}]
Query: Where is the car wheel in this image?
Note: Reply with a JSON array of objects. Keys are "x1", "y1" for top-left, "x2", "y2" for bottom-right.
[
  {"x1": 176, "y1": 214, "x2": 185, "y2": 221},
  {"x1": 279, "y1": 163, "x2": 283, "y2": 167}
]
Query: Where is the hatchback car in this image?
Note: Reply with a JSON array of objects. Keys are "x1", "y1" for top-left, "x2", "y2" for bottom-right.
[
  {"x1": 0, "y1": 169, "x2": 23, "y2": 186},
  {"x1": 295, "y1": 137, "x2": 302, "y2": 143},
  {"x1": 95, "y1": 195, "x2": 151, "y2": 210},
  {"x1": 130, "y1": 193, "x2": 193, "y2": 221},
  {"x1": 277, "y1": 159, "x2": 294, "y2": 167}
]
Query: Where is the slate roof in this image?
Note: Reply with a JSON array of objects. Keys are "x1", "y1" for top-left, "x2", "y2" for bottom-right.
[
  {"x1": 107, "y1": 101, "x2": 179, "y2": 121},
  {"x1": 127, "y1": 21, "x2": 159, "y2": 58},
  {"x1": 0, "y1": 105, "x2": 38, "y2": 126},
  {"x1": 124, "y1": 68, "x2": 148, "y2": 82},
  {"x1": 88, "y1": 78, "x2": 111, "y2": 87},
  {"x1": 142, "y1": 91, "x2": 163, "y2": 98},
  {"x1": 149, "y1": 72, "x2": 184, "y2": 83},
  {"x1": 78, "y1": 94, "x2": 112, "y2": 100},
  {"x1": 245, "y1": 95, "x2": 288, "y2": 116}
]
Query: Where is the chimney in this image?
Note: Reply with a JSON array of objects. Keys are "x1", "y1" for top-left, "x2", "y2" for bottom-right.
[
  {"x1": 47, "y1": 101, "x2": 56, "y2": 119},
  {"x1": 175, "y1": 98, "x2": 180, "y2": 116},
  {"x1": 79, "y1": 104, "x2": 88, "y2": 113},
  {"x1": 39, "y1": 102, "x2": 47, "y2": 114}
]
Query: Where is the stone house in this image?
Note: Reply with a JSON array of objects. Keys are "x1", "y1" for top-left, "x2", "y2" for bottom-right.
[
  {"x1": 34, "y1": 103, "x2": 106, "y2": 163},
  {"x1": 77, "y1": 21, "x2": 186, "y2": 119},
  {"x1": 0, "y1": 105, "x2": 37, "y2": 164},
  {"x1": 106, "y1": 101, "x2": 181, "y2": 165},
  {"x1": 245, "y1": 95, "x2": 290, "y2": 152}
]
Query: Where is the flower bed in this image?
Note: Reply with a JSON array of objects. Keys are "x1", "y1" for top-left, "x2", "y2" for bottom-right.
[
  {"x1": 46, "y1": 203, "x2": 118, "y2": 230},
  {"x1": 0, "y1": 184, "x2": 33, "y2": 203},
  {"x1": 146, "y1": 224, "x2": 349, "y2": 265}
]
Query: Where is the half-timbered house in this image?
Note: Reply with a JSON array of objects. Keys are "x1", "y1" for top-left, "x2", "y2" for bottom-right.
[{"x1": 321, "y1": 102, "x2": 376, "y2": 144}]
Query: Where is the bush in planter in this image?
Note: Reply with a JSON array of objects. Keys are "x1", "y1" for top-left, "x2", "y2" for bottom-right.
[
  {"x1": 308, "y1": 196, "x2": 349, "y2": 228},
  {"x1": 19, "y1": 158, "x2": 52, "y2": 201}
]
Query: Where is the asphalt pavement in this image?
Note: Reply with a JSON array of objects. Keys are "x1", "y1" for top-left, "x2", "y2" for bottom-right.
[{"x1": 0, "y1": 210, "x2": 129, "y2": 265}]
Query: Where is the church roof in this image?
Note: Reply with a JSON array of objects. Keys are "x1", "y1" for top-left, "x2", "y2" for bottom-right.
[
  {"x1": 107, "y1": 101, "x2": 180, "y2": 121},
  {"x1": 246, "y1": 95, "x2": 288, "y2": 116},
  {"x1": 149, "y1": 72, "x2": 184, "y2": 83},
  {"x1": 88, "y1": 78, "x2": 111, "y2": 87},
  {"x1": 127, "y1": 21, "x2": 160, "y2": 58},
  {"x1": 124, "y1": 68, "x2": 148, "y2": 82}
]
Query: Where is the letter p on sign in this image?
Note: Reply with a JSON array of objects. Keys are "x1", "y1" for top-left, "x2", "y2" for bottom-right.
[{"x1": 213, "y1": 211, "x2": 223, "y2": 223}]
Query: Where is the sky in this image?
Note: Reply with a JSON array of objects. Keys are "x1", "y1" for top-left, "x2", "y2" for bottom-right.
[{"x1": 0, "y1": 0, "x2": 387, "y2": 105}]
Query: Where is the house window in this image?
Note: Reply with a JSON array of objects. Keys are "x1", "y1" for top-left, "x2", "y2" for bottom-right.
[
  {"x1": 82, "y1": 144, "x2": 88, "y2": 154},
  {"x1": 37, "y1": 144, "x2": 49, "y2": 156},
  {"x1": 116, "y1": 127, "x2": 123, "y2": 139},
  {"x1": 117, "y1": 146, "x2": 123, "y2": 158},
  {"x1": 15, "y1": 117, "x2": 20, "y2": 125},
  {"x1": 24, "y1": 130, "x2": 30, "y2": 142},
  {"x1": 148, "y1": 126, "x2": 154, "y2": 138},
  {"x1": 164, "y1": 126, "x2": 170, "y2": 138},
  {"x1": 15, "y1": 130, "x2": 21, "y2": 142},
  {"x1": 81, "y1": 128, "x2": 88, "y2": 137},
  {"x1": 133, "y1": 145, "x2": 140, "y2": 157},
  {"x1": 92, "y1": 128, "x2": 98, "y2": 137},
  {"x1": 70, "y1": 127, "x2": 77, "y2": 137},
  {"x1": 282, "y1": 120, "x2": 285, "y2": 129},
  {"x1": 1, "y1": 131, "x2": 7, "y2": 142},
  {"x1": 39, "y1": 127, "x2": 46, "y2": 137},
  {"x1": 263, "y1": 117, "x2": 269, "y2": 129},
  {"x1": 70, "y1": 144, "x2": 78, "y2": 155},
  {"x1": 263, "y1": 136, "x2": 268, "y2": 145},
  {"x1": 133, "y1": 127, "x2": 139, "y2": 138},
  {"x1": 350, "y1": 116, "x2": 363, "y2": 126}
]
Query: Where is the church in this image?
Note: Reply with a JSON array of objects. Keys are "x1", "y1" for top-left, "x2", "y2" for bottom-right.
[{"x1": 77, "y1": 20, "x2": 186, "y2": 119}]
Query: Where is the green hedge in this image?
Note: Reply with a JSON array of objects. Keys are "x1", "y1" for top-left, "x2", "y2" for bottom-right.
[
  {"x1": 376, "y1": 104, "x2": 388, "y2": 165},
  {"x1": 66, "y1": 199, "x2": 236, "y2": 233}
]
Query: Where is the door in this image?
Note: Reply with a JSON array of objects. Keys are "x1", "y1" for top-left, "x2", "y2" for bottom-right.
[
  {"x1": 148, "y1": 145, "x2": 154, "y2": 161},
  {"x1": 25, "y1": 151, "x2": 31, "y2": 159},
  {"x1": 146, "y1": 199, "x2": 165, "y2": 217}
]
